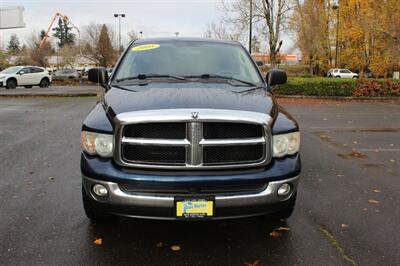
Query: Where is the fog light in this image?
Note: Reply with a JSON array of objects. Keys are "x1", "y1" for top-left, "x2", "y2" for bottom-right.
[
  {"x1": 93, "y1": 184, "x2": 108, "y2": 196},
  {"x1": 277, "y1": 183, "x2": 291, "y2": 196}
]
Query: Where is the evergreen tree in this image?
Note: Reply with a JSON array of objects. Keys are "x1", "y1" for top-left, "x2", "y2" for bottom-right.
[
  {"x1": 7, "y1": 34, "x2": 21, "y2": 54},
  {"x1": 97, "y1": 24, "x2": 115, "y2": 67},
  {"x1": 52, "y1": 18, "x2": 76, "y2": 47}
]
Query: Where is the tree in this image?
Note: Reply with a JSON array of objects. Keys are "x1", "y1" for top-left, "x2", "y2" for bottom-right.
[
  {"x1": 39, "y1": 30, "x2": 54, "y2": 54},
  {"x1": 127, "y1": 30, "x2": 139, "y2": 42},
  {"x1": 0, "y1": 46, "x2": 10, "y2": 69},
  {"x1": 97, "y1": 24, "x2": 116, "y2": 67},
  {"x1": 203, "y1": 22, "x2": 242, "y2": 40},
  {"x1": 223, "y1": 0, "x2": 293, "y2": 67},
  {"x1": 7, "y1": 34, "x2": 21, "y2": 54},
  {"x1": 52, "y1": 17, "x2": 76, "y2": 47},
  {"x1": 82, "y1": 23, "x2": 117, "y2": 66},
  {"x1": 59, "y1": 45, "x2": 78, "y2": 69},
  {"x1": 290, "y1": 0, "x2": 334, "y2": 75}
]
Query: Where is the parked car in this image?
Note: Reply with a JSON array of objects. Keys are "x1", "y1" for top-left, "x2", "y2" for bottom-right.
[
  {"x1": 53, "y1": 69, "x2": 81, "y2": 80},
  {"x1": 82, "y1": 37, "x2": 300, "y2": 221},
  {"x1": 0, "y1": 66, "x2": 52, "y2": 89},
  {"x1": 327, "y1": 68, "x2": 359, "y2": 79}
]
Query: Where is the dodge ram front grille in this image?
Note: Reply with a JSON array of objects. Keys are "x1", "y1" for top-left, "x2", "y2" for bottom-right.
[{"x1": 114, "y1": 109, "x2": 272, "y2": 170}]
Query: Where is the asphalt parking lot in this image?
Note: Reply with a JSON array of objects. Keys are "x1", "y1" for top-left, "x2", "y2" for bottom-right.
[{"x1": 0, "y1": 97, "x2": 399, "y2": 266}]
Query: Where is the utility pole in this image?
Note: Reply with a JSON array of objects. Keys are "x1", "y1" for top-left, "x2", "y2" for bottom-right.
[
  {"x1": 114, "y1": 13, "x2": 125, "y2": 55},
  {"x1": 249, "y1": 0, "x2": 253, "y2": 54},
  {"x1": 332, "y1": 2, "x2": 340, "y2": 67}
]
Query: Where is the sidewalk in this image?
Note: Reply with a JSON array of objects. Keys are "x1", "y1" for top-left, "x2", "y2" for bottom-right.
[{"x1": 0, "y1": 85, "x2": 100, "y2": 97}]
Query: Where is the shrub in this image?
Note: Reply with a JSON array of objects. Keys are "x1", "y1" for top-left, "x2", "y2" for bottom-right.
[
  {"x1": 274, "y1": 77, "x2": 355, "y2": 96},
  {"x1": 274, "y1": 77, "x2": 400, "y2": 97}
]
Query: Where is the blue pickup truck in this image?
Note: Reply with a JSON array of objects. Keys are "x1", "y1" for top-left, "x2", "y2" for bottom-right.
[{"x1": 81, "y1": 37, "x2": 300, "y2": 221}]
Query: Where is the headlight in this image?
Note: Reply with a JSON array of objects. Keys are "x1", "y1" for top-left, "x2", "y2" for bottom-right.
[
  {"x1": 273, "y1": 132, "x2": 300, "y2": 158},
  {"x1": 81, "y1": 131, "x2": 113, "y2": 157}
]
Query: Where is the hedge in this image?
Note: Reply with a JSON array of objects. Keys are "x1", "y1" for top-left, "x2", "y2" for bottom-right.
[{"x1": 274, "y1": 77, "x2": 400, "y2": 97}]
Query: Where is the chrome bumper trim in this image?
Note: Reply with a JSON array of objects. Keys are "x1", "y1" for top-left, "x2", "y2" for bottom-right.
[{"x1": 82, "y1": 175, "x2": 299, "y2": 208}]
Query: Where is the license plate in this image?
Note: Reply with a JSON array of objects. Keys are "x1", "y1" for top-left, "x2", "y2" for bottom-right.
[{"x1": 176, "y1": 199, "x2": 214, "y2": 218}]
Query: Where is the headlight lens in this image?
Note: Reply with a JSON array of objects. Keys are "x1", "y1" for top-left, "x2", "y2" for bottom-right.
[
  {"x1": 81, "y1": 131, "x2": 113, "y2": 157},
  {"x1": 273, "y1": 132, "x2": 300, "y2": 158}
]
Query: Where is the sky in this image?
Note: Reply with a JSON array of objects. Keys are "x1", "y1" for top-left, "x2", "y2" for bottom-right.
[{"x1": 0, "y1": 0, "x2": 294, "y2": 53}]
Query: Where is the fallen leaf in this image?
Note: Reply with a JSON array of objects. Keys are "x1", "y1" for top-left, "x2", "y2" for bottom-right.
[
  {"x1": 48, "y1": 176, "x2": 54, "y2": 181},
  {"x1": 341, "y1": 224, "x2": 349, "y2": 228},
  {"x1": 373, "y1": 189, "x2": 381, "y2": 193},
  {"x1": 337, "y1": 174, "x2": 344, "y2": 177},
  {"x1": 368, "y1": 199, "x2": 379, "y2": 204},
  {"x1": 269, "y1": 231, "x2": 281, "y2": 238},
  {"x1": 244, "y1": 260, "x2": 260, "y2": 266},
  {"x1": 363, "y1": 208, "x2": 368, "y2": 211},
  {"x1": 353, "y1": 141, "x2": 358, "y2": 144},
  {"x1": 156, "y1": 242, "x2": 163, "y2": 248},
  {"x1": 170, "y1": 245, "x2": 181, "y2": 251},
  {"x1": 389, "y1": 159, "x2": 395, "y2": 163},
  {"x1": 94, "y1": 238, "x2": 102, "y2": 245},
  {"x1": 323, "y1": 118, "x2": 327, "y2": 121}
]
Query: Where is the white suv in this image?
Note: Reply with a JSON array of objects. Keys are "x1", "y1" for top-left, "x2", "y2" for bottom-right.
[
  {"x1": 327, "y1": 68, "x2": 359, "y2": 79},
  {"x1": 0, "y1": 66, "x2": 52, "y2": 89}
]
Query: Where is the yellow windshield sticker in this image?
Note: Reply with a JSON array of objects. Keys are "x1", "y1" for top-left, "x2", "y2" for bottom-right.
[{"x1": 131, "y1": 44, "x2": 160, "y2": 51}]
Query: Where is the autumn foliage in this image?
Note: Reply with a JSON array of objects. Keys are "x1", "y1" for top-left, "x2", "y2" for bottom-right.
[{"x1": 291, "y1": 0, "x2": 400, "y2": 77}]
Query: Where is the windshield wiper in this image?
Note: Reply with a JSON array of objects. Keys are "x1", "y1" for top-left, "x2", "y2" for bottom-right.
[
  {"x1": 116, "y1": 74, "x2": 186, "y2": 83},
  {"x1": 185, "y1": 74, "x2": 257, "y2": 87}
]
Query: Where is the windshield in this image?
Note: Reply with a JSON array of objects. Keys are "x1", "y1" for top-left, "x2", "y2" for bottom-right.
[
  {"x1": 114, "y1": 41, "x2": 263, "y2": 85},
  {"x1": 1, "y1": 66, "x2": 22, "y2": 74}
]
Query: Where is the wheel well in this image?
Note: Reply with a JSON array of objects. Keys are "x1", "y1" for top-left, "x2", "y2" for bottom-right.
[
  {"x1": 41, "y1": 77, "x2": 50, "y2": 82},
  {"x1": 7, "y1": 77, "x2": 17, "y2": 85}
]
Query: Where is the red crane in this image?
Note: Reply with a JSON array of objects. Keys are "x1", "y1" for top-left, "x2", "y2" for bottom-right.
[{"x1": 39, "y1": 12, "x2": 80, "y2": 49}]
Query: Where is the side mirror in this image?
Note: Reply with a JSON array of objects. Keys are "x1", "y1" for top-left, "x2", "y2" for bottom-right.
[
  {"x1": 265, "y1": 69, "x2": 287, "y2": 86},
  {"x1": 88, "y1": 67, "x2": 109, "y2": 90},
  {"x1": 18, "y1": 71, "x2": 25, "y2": 75}
]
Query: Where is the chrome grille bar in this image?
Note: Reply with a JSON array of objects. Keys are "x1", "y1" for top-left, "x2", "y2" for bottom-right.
[
  {"x1": 199, "y1": 137, "x2": 265, "y2": 146},
  {"x1": 122, "y1": 137, "x2": 190, "y2": 146},
  {"x1": 114, "y1": 109, "x2": 273, "y2": 170}
]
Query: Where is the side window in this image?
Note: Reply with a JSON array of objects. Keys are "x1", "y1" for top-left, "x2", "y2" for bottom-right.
[
  {"x1": 344, "y1": 69, "x2": 351, "y2": 73},
  {"x1": 20, "y1": 67, "x2": 31, "y2": 74},
  {"x1": 340, "y1": 69, "x2": 347, "y2": 73},
  {"x1": 31, "y1": 67, "x2": 44, "y2": 73}
]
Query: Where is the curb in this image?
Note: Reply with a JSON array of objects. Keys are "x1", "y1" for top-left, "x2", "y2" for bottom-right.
[
  {"x1": 0, "y1": 93, "x2": 98, "y2": 98},
  {"x1": 275, "y1": 95, "x2": 400, "y2": 101}
]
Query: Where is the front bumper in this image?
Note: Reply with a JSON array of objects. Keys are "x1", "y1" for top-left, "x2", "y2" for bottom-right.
[{"x1": 82, "y1": 174, "x2": 299, "y2": 220}]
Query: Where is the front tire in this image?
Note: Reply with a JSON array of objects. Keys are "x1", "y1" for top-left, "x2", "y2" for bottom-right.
[
  {"x1": 39, "y1": 78, "x2": 50, "y2": 88},
  {"x1": 82, "y1": 185, "x2": 111, "y2": 221},
  {"x1": 6, "y1": 79, "x2": 17, "y2": 89}
]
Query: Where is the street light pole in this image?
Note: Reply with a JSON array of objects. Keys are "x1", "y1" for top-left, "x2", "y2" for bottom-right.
[
  {"x1": 249, "y1": 0, "x2": 253, "y2": 54},
  {"x1": 332, "y1": 3, "x2": 339, "y2": 67},
  {"x1": 114, "y1": 13, "x2": 125, "y2": 55}
]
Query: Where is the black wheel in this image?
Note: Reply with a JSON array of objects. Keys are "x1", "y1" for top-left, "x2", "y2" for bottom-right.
[
  {"x1": 6, "y1": 79, "x2": 17, "y2": 89},
  {"x1": 272, "y1": 195, "x2": 297, "y2": 220},
  {"x1": 24, "y1": 85, "x2": 33, "y2": 88},
  {"x1": 39, "y1": 78, "x2": 50, "y2": 88},
  {"x1": 352, "y1": 76, "x2": 359, "y2": 79},
  {"x1": 335, "y1": 76, "x2": 341, "y2": 78},
  {"x1": 82, "y1": 185, "x2": 111, "y2": 221}
]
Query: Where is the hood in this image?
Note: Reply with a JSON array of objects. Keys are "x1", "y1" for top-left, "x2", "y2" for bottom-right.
[{"x1": 104, "y1": 82, "x2": 276, "y2": 118}]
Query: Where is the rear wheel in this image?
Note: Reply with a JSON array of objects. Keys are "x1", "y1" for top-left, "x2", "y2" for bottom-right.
[
  {"x1": 82, "y1": 185, "x2": 111, "y2": 221},
  {"x1": 6, "y1": 79, "x2": 17, "y2": 89},
  {"x1": 39, "y1": 78, "x2": 50, "y2": 88},
  {"x1": 24, "y1": 85, "x2": 33, "y2": 88}
]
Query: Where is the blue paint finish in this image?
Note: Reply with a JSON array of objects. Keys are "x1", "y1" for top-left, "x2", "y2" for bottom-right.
[
  {"x1": 82, "y1": 103, "x2": 113, "y2": 134},
  {"x1": 81, "y1": 152, "x2": 300, "y2": 186},
  {"x1": 272, "y1": 107, "x2": 299, "y2": 135}
]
